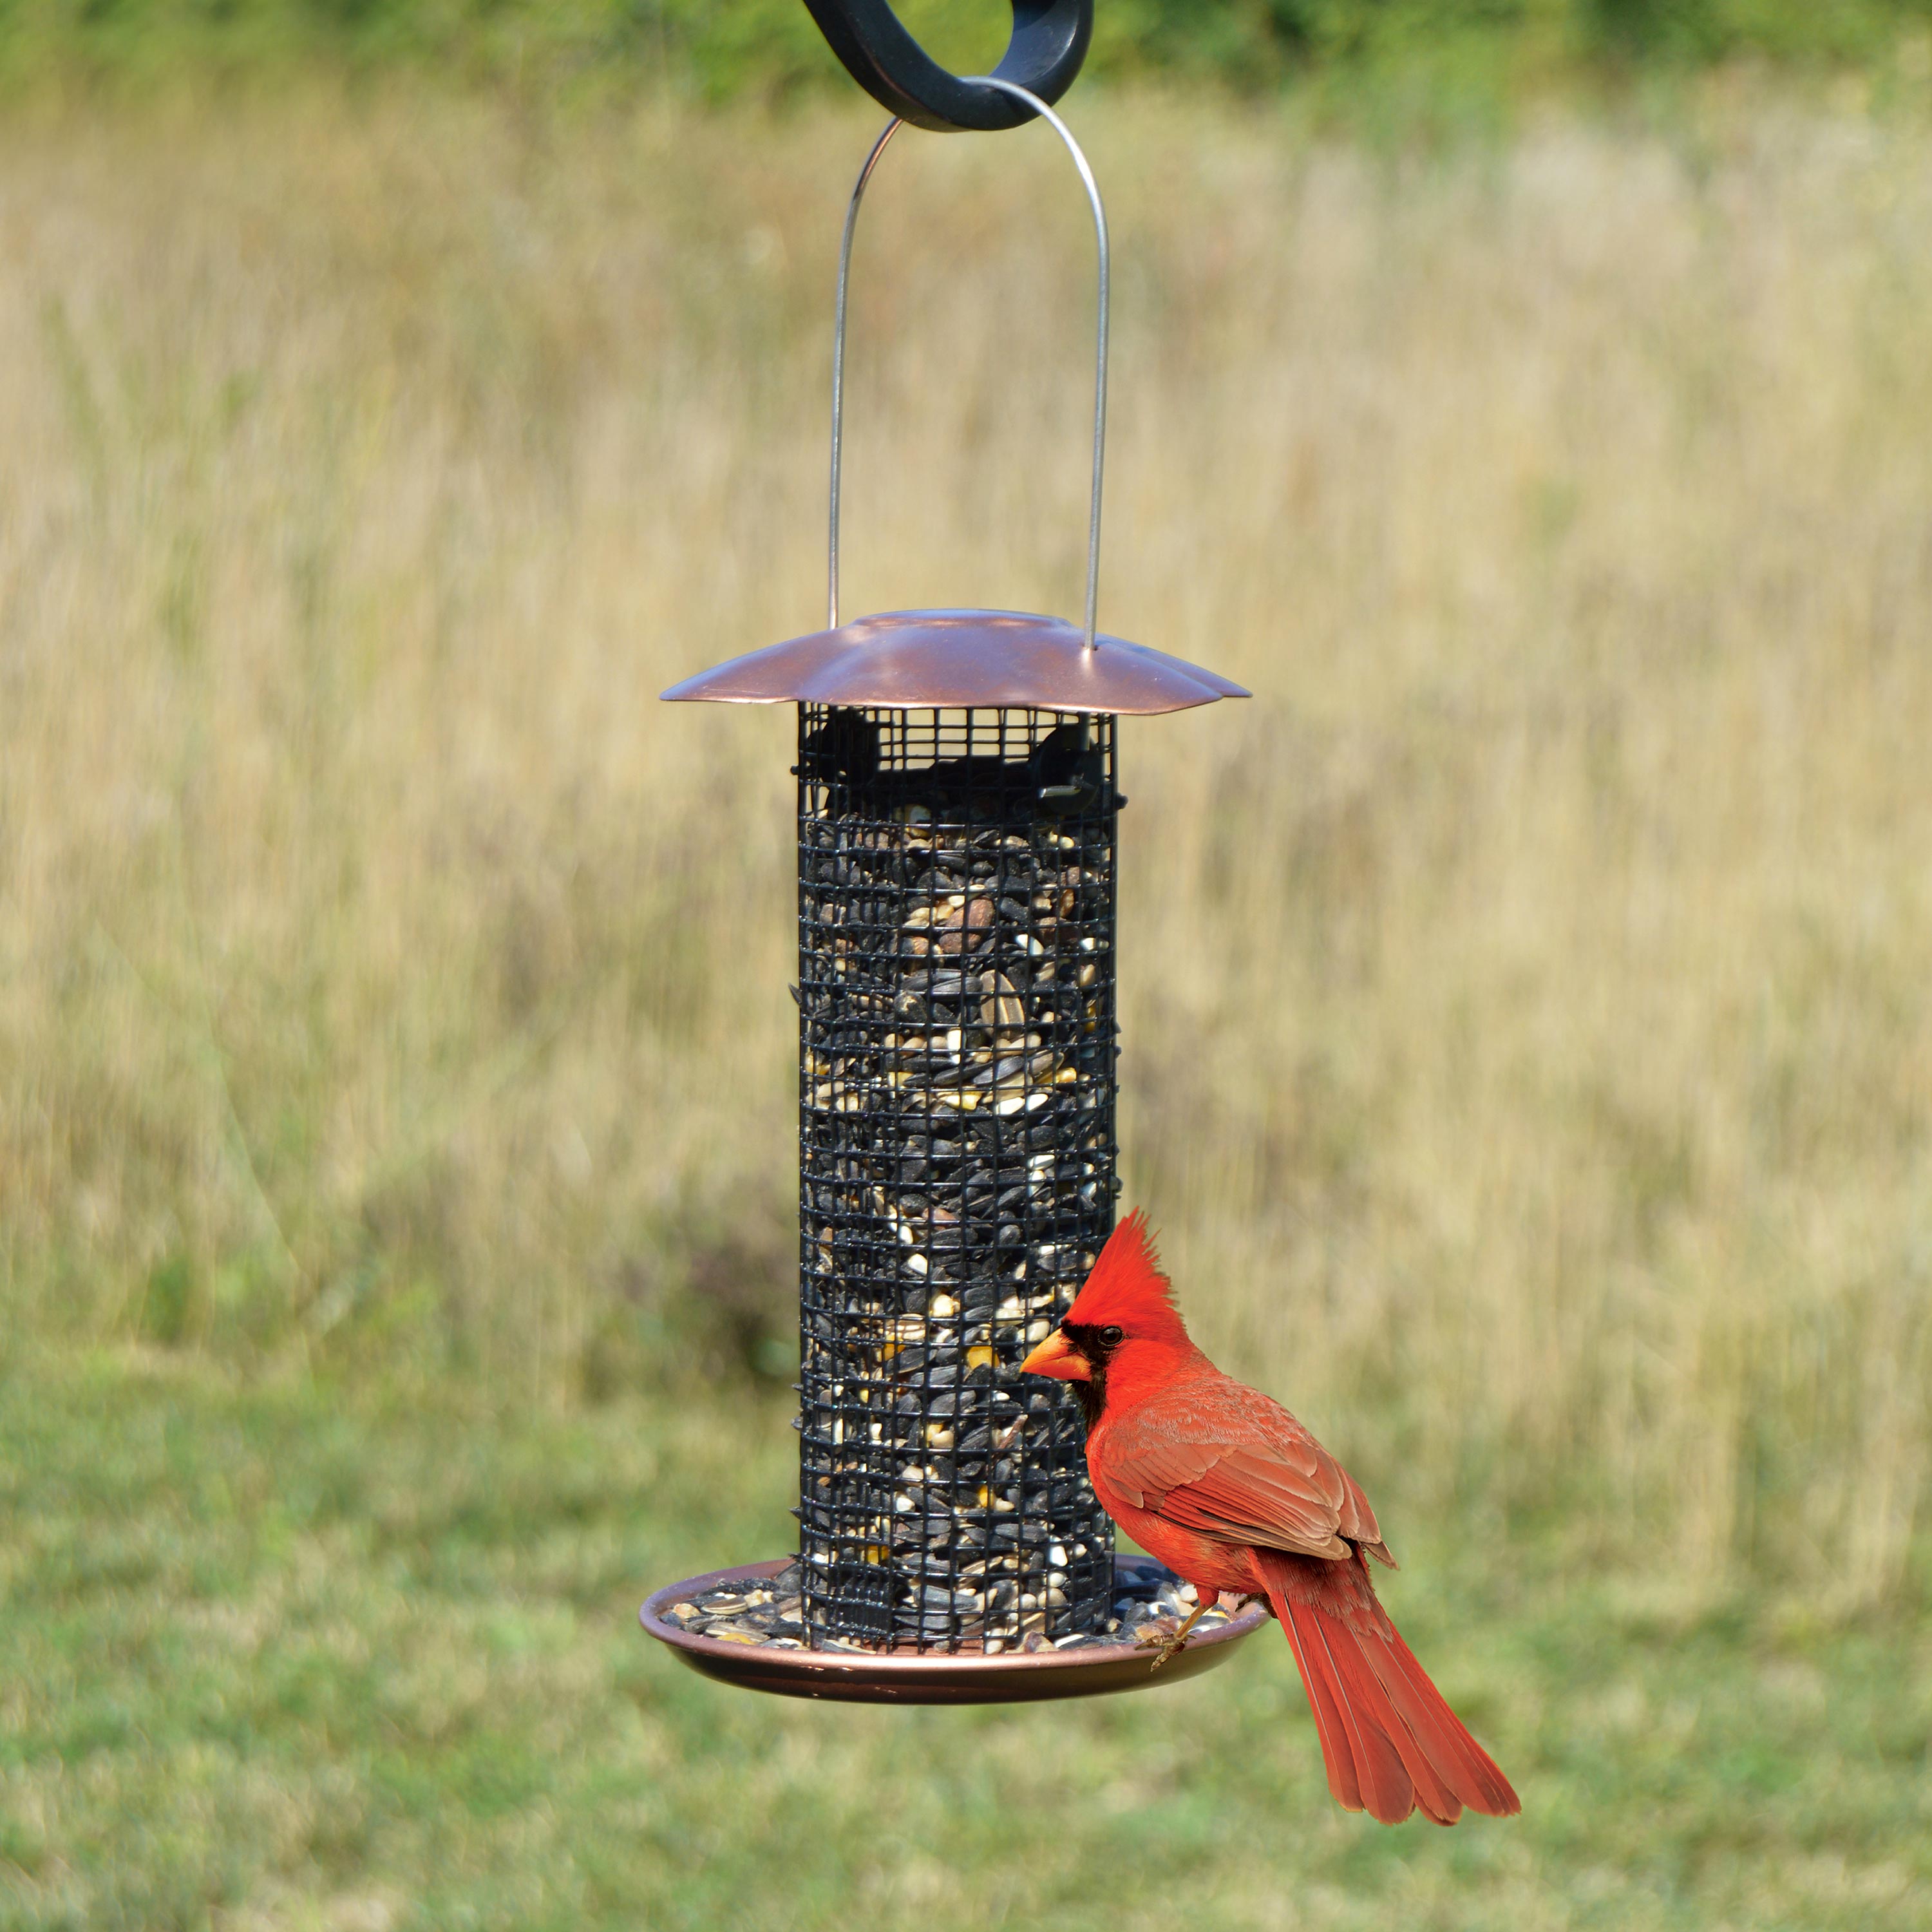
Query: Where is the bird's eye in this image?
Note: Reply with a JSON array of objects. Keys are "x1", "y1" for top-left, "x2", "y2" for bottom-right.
[{"x1": 1099, "y1": 1325, "x2": 1124, "y2": 1348}]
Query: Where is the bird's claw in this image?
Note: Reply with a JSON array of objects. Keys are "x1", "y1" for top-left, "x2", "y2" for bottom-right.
[{"x1": 1132, "y1": 1615, "x2": 1188, "y2": 1670}]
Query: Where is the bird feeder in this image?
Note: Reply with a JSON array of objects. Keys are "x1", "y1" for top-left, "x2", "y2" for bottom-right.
[{"x1": 641, "y1": 10, "x2": 1255, "y2": 1703}]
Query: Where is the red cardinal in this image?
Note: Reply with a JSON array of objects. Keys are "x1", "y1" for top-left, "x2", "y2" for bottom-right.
[{"x1": 1021, "y1": 1211, "x2": 1519, "y2": 1827}]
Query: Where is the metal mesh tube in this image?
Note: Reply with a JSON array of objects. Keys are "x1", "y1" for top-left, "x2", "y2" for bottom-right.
[{"x1": 795, "y1": 705, "x2": 1119, "y2": 1650}]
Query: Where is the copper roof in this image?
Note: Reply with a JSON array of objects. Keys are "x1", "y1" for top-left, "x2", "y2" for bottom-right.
[{"x1": 661, "y1": 609, "x2": 1249, "y2": 715}]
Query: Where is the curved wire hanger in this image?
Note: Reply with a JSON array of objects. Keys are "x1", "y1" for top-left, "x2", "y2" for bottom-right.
[
  {"x1": 801, "y1": 0, "x2": 1093, "y2": 133},
  {"x1": 828, "y1": 82, "x2": 1111, "y2": 652}
]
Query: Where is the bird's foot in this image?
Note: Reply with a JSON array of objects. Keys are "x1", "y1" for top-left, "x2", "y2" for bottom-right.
[
  {"x1": 1146, "y1": 1629, "x2": 1191, "y2": 1672},
  {"x1": 1132, "y1": 1615, "x2": 1182, "y2": 1660},
  {"x1": 1138, "y1": 1595, "x2": 1214, "y2": 1671}
]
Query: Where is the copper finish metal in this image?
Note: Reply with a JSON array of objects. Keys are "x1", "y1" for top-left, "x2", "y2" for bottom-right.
[
  {"x1": 641, "y1": 1556, "x2": 1269, "y2": 1705},
  {"x1": 660, "y1": 609, "x2": 1249, "y2": 717}
]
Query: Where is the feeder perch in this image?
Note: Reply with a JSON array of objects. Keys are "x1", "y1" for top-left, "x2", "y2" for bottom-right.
[{"x1": 643, "y1": 59, "x2": 1252, "y2": 1703}]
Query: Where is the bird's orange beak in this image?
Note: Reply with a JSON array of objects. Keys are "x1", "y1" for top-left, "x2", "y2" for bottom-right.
[{"x1": 1020, "y1": 1328, "x2": 1090, "y2": 1382}]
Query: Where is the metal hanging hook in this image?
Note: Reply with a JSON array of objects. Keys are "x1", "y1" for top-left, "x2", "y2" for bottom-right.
[
  {"x1": 828, "y1": 82, "x2": 1111, "y2": 653},
  {"x1": 802, "y1": 0, "x2": 1092, "y2": 134}
]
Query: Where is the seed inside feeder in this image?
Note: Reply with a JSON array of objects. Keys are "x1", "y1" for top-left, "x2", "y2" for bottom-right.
[{"x1": 795, "y1": 708, "x2": 1122, "y2": 1649}]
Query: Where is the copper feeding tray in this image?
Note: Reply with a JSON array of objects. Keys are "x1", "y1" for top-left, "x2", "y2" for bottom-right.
[
  {"x1": 642, "y1": 1556, "x2": 1269, "y2": 1705},
  {"x1": 660, "y1": 609, "x2": 1249, "y2": 715}
]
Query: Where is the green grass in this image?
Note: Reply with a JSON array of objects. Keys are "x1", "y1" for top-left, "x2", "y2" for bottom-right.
[
  {"x1": 3, "y1": 1350, "x2": 1926, "y2": 1930},
  {"x1": 6, "y1": 0, "x2": 1932, "y2": 109}
]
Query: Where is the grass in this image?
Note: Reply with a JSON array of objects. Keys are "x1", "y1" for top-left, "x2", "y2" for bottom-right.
[
  {"x1": 2, "y1": 77, "x2": 1931, "y2": 1924},
  {"x1": 2, "y1": 1348, "x2": 1927, "y2": 1931},
  {"x1": 6, "y1": 0, "x2": 1932, "y2": 108}
]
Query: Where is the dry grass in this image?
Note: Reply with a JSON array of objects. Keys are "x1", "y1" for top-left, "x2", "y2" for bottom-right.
[{"x1": 3, "y1": 84, "x2": 1929, "y2": 1608}]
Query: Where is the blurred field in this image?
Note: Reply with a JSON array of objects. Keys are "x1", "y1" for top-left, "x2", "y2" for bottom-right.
[
  {"x1": 7, "y1": 79, "x2": 1931, "y2": 1589},
  {"x1": 8, "y1": 0, "x2": 1932, "y2": 104},
  {"x1": 1, "y1": 79, "x2": 1930, "y2": 1925},
  {"x1": 3, "y1": 1352, "x2": 1928, "y2": 1931}
]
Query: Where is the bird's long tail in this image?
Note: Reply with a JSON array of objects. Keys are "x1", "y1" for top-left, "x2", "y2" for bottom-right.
[{"x1": 1253, "y1": 1548, "x2": 1519, "y2": 1827}]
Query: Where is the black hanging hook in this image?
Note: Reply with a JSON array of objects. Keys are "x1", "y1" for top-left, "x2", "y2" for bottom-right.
[{"x1": 800, "y1": 0, "x2": 1093, "y2": 133}]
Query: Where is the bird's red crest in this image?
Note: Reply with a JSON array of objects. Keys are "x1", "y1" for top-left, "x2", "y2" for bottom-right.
[{"x1": 1065, "y1": 1209, "x2": 1189, "y2": 1341}]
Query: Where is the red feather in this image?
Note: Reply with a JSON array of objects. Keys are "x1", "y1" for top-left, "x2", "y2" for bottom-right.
[
  {"x1": 1063, "y1": 1209, "x2": 1189, "y2": 1343},
  {"x1": 1253, "y1": 1549, "x2": 1517, "y2": 1823},
  {"x1": 1050, "y1": 1211, "x2": 1520, "y2": 1828}
]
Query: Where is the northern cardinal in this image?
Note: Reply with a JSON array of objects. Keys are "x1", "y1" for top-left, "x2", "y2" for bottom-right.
[{"x1": 1021, "y1": 1211, "x2": 1520, "y2": 1827}]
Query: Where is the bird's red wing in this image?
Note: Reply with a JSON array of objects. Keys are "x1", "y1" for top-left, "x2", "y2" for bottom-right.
[
  {"x1": 1153, "y1": 1447, "x2": 1355, "y2": 1560},
  {"x1": 1095, "y1": 1379, "x2": 1389, "y2": 1564}
]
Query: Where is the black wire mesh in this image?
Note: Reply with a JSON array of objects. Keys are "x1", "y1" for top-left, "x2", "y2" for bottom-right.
[{"x1": 794, "y1": 705, "x2": 1120, "y2": 1651}]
